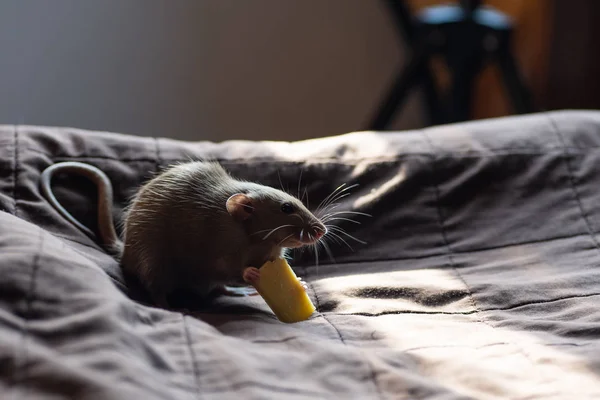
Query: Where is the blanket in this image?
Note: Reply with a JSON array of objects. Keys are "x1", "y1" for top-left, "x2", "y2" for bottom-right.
[{"x1": 2, "y1": 110, "x2": 600, "y2": 399}]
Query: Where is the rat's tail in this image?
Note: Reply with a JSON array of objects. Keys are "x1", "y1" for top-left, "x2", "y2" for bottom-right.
[{"x1": 40, "y1": 161, "x2": 123, "y2": 257}]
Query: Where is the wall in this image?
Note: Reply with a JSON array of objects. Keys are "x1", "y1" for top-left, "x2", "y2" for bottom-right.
[
  {"x1": 546, "y1": 0, "x2": 600, "y2": 110},
  {"x1": 0, "y1": 0, "x2": 424, "y2": 142}
]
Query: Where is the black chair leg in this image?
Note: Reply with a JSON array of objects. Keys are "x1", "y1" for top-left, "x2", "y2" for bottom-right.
[
  {"x1": 420, "y1": 65, "x2": 446, "y2": 125},
  {"x1": 378, "y1": 0, "x2": 445, "y2": 128},
  {"x1": 496, "y1": 47, "x2": 535, "y2": 114},
  {"x1": 447, "y1": 55, "x2": 481, "y2": 123},
  {"x1": 370, "y1": 0, "x2": 535, "y2": 129},
  {"x1": 368, "y1": 49, "x2": 426, "y2": 130}
]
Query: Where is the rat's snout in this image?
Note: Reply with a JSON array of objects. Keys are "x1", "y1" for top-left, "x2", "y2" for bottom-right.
[
  {"x1": 309, "y1": 222, "x2": 327, "y2": 241},
  {"x1": 312, "y1": 227, "x2": 325, "y2": 240},
  {"x1": 295, "y1": 220, "x2": 327, "y2": 246}
]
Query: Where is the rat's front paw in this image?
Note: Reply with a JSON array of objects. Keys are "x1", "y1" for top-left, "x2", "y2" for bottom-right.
[{"x1": 243, "y1": 267, "x2": 261, "y2": 285}]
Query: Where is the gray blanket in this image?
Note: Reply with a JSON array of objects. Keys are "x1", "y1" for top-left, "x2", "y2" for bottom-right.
[{"x1": 2, "y1": 110, "x2": 600, "y2": 399}]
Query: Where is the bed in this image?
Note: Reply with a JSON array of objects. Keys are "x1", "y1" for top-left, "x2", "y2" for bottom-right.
[{"x1": 2, "y1": 110, "x2": 600, "y2": 399}]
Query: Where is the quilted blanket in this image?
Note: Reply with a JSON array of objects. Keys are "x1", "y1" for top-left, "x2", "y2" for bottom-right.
[{"x1": 2, "y1": 110, "x2": 600, "y2": 399}]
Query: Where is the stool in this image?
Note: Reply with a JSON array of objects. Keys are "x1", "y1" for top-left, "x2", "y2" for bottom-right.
[{"x1": 368, "y1": 0, "x2": 535, "y2": 129}]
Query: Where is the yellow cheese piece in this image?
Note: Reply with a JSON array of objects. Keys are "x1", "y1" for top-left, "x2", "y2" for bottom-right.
[{"x1": 253, "y1": 258, "x2": 316, "y2": 323}]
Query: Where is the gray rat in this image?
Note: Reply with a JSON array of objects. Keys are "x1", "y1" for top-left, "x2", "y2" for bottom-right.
[{"x1": 40, "y1": 160, "x2": 326, "y2": 309}]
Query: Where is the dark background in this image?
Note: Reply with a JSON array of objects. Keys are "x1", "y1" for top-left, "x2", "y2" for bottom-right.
[{"x1": 0, "y1": 0, "x2": 598, "y2": 141}]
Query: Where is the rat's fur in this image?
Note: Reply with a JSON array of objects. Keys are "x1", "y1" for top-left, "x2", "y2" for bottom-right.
[
  {"x1": 120, "y1": 161, "x2": 325, "y2": 308},
  {"x1": 41, "y1": 160, "x2": 326, "y2": 309}
]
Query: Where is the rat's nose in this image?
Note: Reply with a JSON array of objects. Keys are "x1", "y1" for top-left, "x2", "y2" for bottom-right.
[{"x1": 311, "y1": 225, "x2": 326, "y2": 240}]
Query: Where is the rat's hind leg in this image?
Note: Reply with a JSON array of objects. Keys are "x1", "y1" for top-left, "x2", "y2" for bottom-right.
[
  {"x1": 142, "y1": 260, "x2": 175, "y2": 309},
  {"x1": 147, "y1": 281, "x2": 171, "y2": 309}
]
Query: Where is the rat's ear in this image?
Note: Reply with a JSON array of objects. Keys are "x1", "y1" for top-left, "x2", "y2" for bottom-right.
[{"x1": 226, "y1": 193, "x2": 254, "y2": 221}]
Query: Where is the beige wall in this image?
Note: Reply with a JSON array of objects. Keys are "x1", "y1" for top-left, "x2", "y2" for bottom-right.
[{"x1": 0, "y1": 0, "x2": 423, "y2": 142}]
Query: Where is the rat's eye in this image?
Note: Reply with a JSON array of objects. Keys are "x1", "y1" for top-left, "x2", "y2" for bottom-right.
[{"x1": 281, "y1": 203, "x2": 295, "y2": 214}]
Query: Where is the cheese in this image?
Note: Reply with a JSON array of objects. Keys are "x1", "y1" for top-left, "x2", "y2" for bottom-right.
[{"x1": 253, "y1": 258, "x2": 316, "y2": 323}]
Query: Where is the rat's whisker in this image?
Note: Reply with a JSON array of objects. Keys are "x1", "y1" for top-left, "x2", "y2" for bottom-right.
[
  {"x1": 313, "y1": 242, "x2": 320, "y2": 276},
  {"x1": 294, "y1": 245, "x2": 306, "y2": 259},
  {"x1": 312, "y1": 224, "x2": 326, "y2": 234},
  {"x1": 321, "y1": 240, "x2": 335, "y2": 264},
  {"x1": 297, "y1": 168, "x2": 304, "y2": 199},
  {"x1": 323, "y1": 186, "x2": 356, "y2": 208},
  {"x1": 300, "y1": 229, "x2": 304, "y2": 242},
  {"x1": 277, "y1": 234, "x2": 294, "y2": 247},
  {"x1": 315, "y1": 183, "x2": 347, "y2": 214},
  {"x1": 321, "y1": 210, "x2": 372, "y2": 219},
  {"x1": 250, "y1": 227, "x2": 282, "y2": 235},
  {"x1": 316, "y1": 192, "x2": 352, "y2": 217},
  {"x1": 326, "y1": 225, "x2": 368, "y2": 244},
  {"x1": 321, "y1": 217, "x2": 361, "y2": 225},
  {"x1": 315, "y1": 188, "x2": 343, "y2": 215},
  {"x1": 316, "y1": 184, "x2": 359, "y2": 216},
  {"x1": 318, "y1": 203, "x2": 341, "y2": 217},
  {"x1": 318, "y1": 201, "x2": 353, "y2": 219},
  {"x1": 262, "y1": 224, "x2": 295, "y2": 240},
  {"x1": 277, "y1": 170, "x2": 286, "y2": 193},
  {"x1": 324, "y1": 232, "x2": 343, "y2": 246},
  {"x1": 305, "y1": 243, "x2": 313, "y2": 255},
  {"x1": 317, "y1": 194, "x2": 353, "y2": 218},
  {"x1": 304, "y1": 187, "x2": 310, "y2": 209},
  {"x1": 326, "y1": 231, "x2": 355, "y2": 252},
  {"x1": 251, "y1": 229, "x2": 271, "y2": 235}
]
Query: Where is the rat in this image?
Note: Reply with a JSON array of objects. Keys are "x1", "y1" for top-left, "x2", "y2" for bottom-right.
[{"x1": 40, "y1": 160, "x2": 327, "y2": 310}]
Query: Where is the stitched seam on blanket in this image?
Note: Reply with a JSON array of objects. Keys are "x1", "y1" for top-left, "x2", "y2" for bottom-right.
[
  {"x1": 252, "y1": 336, "x2": 304, "y2": 344},
  {"x1": 368, "y1": 341, "x2": 594, "y2": 353},
  {"x1": 197, "y1": 381, "x2": 327, "y2": 396},
  {"x1": 306, "y1": 280, "x2": 344, "y2": 344},
  {"x1": 308, "y1": 281, "x2": 347, "y2": 345},
  {"x1": 420, "y1": 128, "x2": 485, "y2": 314},
  {"x1": 182, "y1": 315, "x2": 202, "y2": 400},
  {"x1": 484, "y1": 291, "x2": 600, "y2": 310},
  {"x1": 18, "y1": 144, "x2": 600, "y2": 164},
  {"x1": 12, "y1": 228, "x2": 44, "y2": 400},
  {"x1": 307, "y1": 280, "x2": 384, "y2": 399},
  {"x1": 12, "y1": 126, "x2": 19, "y2": 217},
  {"x1": 420, "y1": 128, "x2": 540, "y2": 376},
  {"x1": 550, "y1": 115, "x2": 600, "y2": 250},
  {"x1": 206, "y1": 292, "x2": 600, "y2": 320}
]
